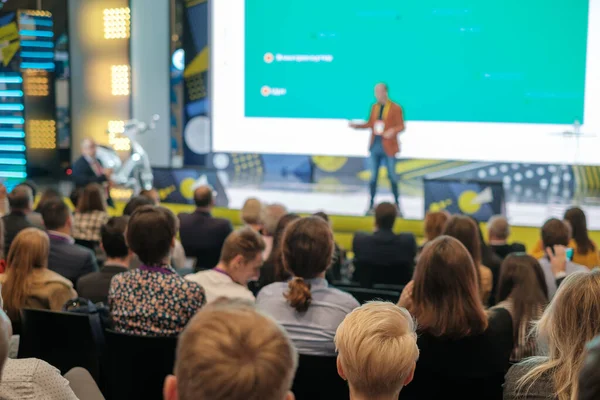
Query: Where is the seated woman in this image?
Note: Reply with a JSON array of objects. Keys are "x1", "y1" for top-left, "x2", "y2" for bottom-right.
[
  {"x1": 72, "y1": 183, "x2": 109, "y2": 251},
  {"x1": 256, "y1": 213, "x2": 300, "y2": 290},
  {"x1": 256, "y1": 216, "x2": 359, "y2": 356},
  {"x1": 398, "y1": 236, "x2": 513, "y2": 400},
  {"x1": 240, "y1": 197, "x2": 264, "y2": 233},
  {"x1": 0, "y1": 229, "x2": 77, "y2": 331},
  {"x1": 504, "y1": 269, "x2": 600, "y2": 399},
  {"x1": 108, "y1": 205, "x2": 206, "y2": 336},
  {"x1": 492, "y1": 254, "x2": 548, "y2": 362},
  {"x1": 419, "y1": 211, "x2": 450, "y2": 255},
  {"x1": 530, "y1": 207, "x2": 600, "y2": 269},
  {"x1": 443, "y1": 215, "x2": 494, "y2": 305}
]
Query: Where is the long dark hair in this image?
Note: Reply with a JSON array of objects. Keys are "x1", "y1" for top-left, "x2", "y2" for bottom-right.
[
  {"x1": 283, "y1": 217, "x2": 333, "y2": 312},
  {"x1": 496, "y1": 254, "x2": 548, "y2": 342},
  {"x1": 564, "y1": 207, "x2": 595, "y2": 254},
  {"x1": 411, "y1": 236, "x2": 488, "y2": 338},
  {"x1": 266, "y1": 213, "x2": 300, "y2": 282}
]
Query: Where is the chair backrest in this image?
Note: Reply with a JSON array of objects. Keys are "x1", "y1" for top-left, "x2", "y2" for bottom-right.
[
  {"x1": 103, "y1": 329, "x2": 177, "y2": 400},
  {"x1": 18, "y1": 308, "x2": 102, "y2": 381},
  {"x1": 353, "y1": 259, "x2": 413, "y2": 288},
  {"x1": 292, "y1": 354, "x2": 348, "y2": 400},
  {"x1": 339, "y1": 287, "x2": 401, "y2": 304}
]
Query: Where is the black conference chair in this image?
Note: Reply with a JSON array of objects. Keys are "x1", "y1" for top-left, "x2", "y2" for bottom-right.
[
  {"x1": 339, "y1": 287, "x2": 401, "y2": 304},
  {"x1": 103, "y1": 329, "x2": 177, "y2": 400},
  {"x1": 373, "y1": 283, "x2": 406, "y2": 293},
  {"x1": 292, "y1": 354, "x2": 349, "y2": 400},
  {"x1": 353, "y1": 260, "x2": 413, "y2": 288},
  {"x1": 19, "y1": 309, "x2": 103, "y2": 382}
]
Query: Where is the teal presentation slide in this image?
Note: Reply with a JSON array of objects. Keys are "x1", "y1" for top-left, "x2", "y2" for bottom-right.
[{"x1": 245, "y1": 0, "x2": 589, "y2": 124}]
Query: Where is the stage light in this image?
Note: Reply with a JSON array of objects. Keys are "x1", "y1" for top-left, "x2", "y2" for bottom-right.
[
  {"x1": 111, "y1": 65, "x2": 130, "y2": 96},
  {"x1": 108, "y1": 120, "x2": 130, "y2": 151},
  {"x1": 104, "y1": 7, "x2": 130, "y2": 40},
  {"x1": 26, "y1": 119, "x2": 56, "y2": 149}
]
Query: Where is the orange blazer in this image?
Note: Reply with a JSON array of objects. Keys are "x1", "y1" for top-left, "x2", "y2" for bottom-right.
[{"x1": 357, "y1": 101, "x2": 405, "y2": 156}]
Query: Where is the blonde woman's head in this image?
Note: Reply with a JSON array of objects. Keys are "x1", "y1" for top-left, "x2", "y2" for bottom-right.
[
  {"x1": 335, "y1": 301, "x2": 419, "y2": 398},
  {"x1": 519, "y1": 270, "x2": 600, "y2": 400}
]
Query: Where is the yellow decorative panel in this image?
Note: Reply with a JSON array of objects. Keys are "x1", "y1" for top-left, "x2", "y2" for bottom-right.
[
  {"x1": 108, "y1": 120, "x2": 130, "y2": 151},
  {"x1": 27, "y1": 120, "x2": 56, "y2": 149}
]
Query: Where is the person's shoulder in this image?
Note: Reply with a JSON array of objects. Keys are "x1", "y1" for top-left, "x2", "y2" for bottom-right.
[
  {"x1": 35, "y1": 269, "x2": 74, "y2": 288},
  {"x1": 185, "y1": 269, "x2": 211, "y2": 284},
  {"x1": 328, "y1": 286, "x2": 361, "y2": 309},
  {"x1": 256, "y1": 282, "x2": 286, "y2": 299},
  {"x1": 504, "y1": 357, "x2": 550, "y2": 397},
  {"x1": 77, "y1": 271, "x2": 101, "y2": 287}
]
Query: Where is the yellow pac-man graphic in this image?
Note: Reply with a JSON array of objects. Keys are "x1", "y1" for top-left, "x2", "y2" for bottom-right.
[
  {"x1": 458, "y1": 187, "x2": 493, "y2": 214},
  {"x1": 179, "y1": 178, "x2": 196, "y2": 200},
  {"x1": 312, "y1": 156, "x2": 348, "y2": 172}
]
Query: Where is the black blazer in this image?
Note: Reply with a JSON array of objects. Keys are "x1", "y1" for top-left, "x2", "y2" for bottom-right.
[
  {"x1": 178, "y1": 210, "x2": 233, "y2": 271},
  {"x1": 490, "y1": 242, "x2": 527, "y2": 260},
  {"x1": 48, "y1": 236, "x2": 99, "y2": 285},
  {"x1": 2, "y1": 211, "x2": 35, "y2": 252},
  {"x1": 352, "y1": 229, "x2": 417, "y2": 287},
  {"x1": 400, "y1": 308, "x2": 513, "y2": 400},
  {"x1": 76, "y1": 264, "x2": 128, "y2": 304},
  {"x1": 71, "y1": 156, "x2": 113, "y2": 206}
]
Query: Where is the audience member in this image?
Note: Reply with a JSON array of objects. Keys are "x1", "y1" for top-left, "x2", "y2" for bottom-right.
[
  {"x1": 471, "y1": 216, "x2": 503, "y2": 305},
  {"x1": 313, "y1": 211, "x2": 345, "y2": 282},
  {"x1": 491, "y1": 254, "x2": 548, "y2": 362},
  {"x1": 163, "y1": 299, "x2": 297, "y2": 400},
  {"x1": 240, "y1": 197, "x2": 264, "y2": 232},
  {"x1": 122, "y1": 195, "x2": 154, "y2": 216},
  {"x1": 178, "y1": 186, "x2": 233, "y2": 271},
  {"x1": 257, "y1": 213, "x2": 300, "y2": 290},
  {"x1": 0, "y1": 219, "x2": 5, "y2": 274},
  {"x1": 563, "y1": 207, "x2": 600, "y2": 269},
  {"x1": 186, "y1": 228, "x2": 265, "y2": 303},
  {"x1": 579, "y1": 335, "x2": 600, "y2": 400},
  {"x1": 353, "y1": 202, "x2": 416, "y2": 287},
  {"x1": 124, "y1": 195, "x2": 186, "y2": 269},
  {"x1": 421, "y1": 210, "x2": 450, "y2": 250},
  {"x1": 2, "y1": 185, "x2": 36, "y2": 252},
  {"x1": 109, "y1": 206, "x2": 206, "y2": 336},
  {"x1": 0, "y1": 228, "x2": 77, "y2": 330},
  {"x1": 261, "y1": 203, "x2": 287, "y2": 260},
  {"x1": 487, "y1": 215, "x2": 526, "y2": 259},
  {"x1": 41, "y1": 198, "x2": 99, "y2": 285},
  {"x1": 504, "y1": 270, "x2": 600, "y2": 400},
  {"x1": 139, "y1": 188, "x2": 160, "y2": 205},
  {"x1": 72, "y1": 138, "x2": 113, "y2": 206},
  {"x1": 443, "y1": 215, "x2": 494, "y2": 304},
  {"x1": 34, "y1": 188, "x2": 61, "y2": 214},
  {"x1": 398, "y1": 236, "x2": 513, "y2": 400},
  {"x1": 73, "y1": 183, "x2": 110, "y2": 247},
  {"x1": 538, "y1": 218, "x2": 587, "y2": 298},
  {"x1": 257, "y1": 217, "x2": 359, "y2": 356},
  {"x1": 77, "y1": 216, "x2": 130, "y2": 304},
  {"x1": 0, "y1": 306, "x2": 84, "y2": 399},
  {"x1": 335, "y1": 302, "x2": 419, "y2": 400}
]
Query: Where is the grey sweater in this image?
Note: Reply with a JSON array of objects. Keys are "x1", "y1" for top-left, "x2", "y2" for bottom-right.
[{"x1": 503, "y1": 357, "x2": 557, "y2": 400}]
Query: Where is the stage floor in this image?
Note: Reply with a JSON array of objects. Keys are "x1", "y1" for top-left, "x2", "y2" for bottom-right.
[{"x1": 221, "y1": 177, "x2": 600, "y2": 230}]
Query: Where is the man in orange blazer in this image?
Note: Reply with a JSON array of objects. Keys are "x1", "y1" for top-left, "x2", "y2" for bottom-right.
[{"x1": 350, "y1": 83, "x2": 405, "y2": 212}]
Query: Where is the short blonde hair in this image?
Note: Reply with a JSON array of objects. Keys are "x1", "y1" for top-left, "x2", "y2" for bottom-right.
[
  {"x1": 335, "y1": 302, "x2": 419, "y2": 397},
  {"x1": 241, "y1": 198, "x2": 264, "y2": 225},
  {"x1": 174, "y1": 299, "x2": 298, "y2": 400}
]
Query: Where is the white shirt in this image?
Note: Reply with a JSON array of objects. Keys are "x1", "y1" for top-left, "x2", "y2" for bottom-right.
[
  {"x1": 0, "y1": 358, "x2": 79, "y2": 400},
  {"x1": 185, "y1": 269, "x2": 255, "y2": 304}
]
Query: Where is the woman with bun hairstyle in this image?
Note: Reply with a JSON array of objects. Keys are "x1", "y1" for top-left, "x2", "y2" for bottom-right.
[{"x1": 256, "y1": 216, "x2": 360, "y2": 356}]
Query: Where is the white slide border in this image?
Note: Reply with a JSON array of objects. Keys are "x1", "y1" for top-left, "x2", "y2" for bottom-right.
[{"x1": 212, "y1": 0, "x2": 600, "y2": 165}]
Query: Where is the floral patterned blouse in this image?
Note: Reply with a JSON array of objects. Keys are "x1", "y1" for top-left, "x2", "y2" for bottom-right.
[{"x1": 108, "y1": 266, "x2": 206, "y2": 337}]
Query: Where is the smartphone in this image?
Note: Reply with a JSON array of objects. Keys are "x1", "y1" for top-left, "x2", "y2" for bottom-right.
[{"x1": 566, "y1": 248, "x2": 574, "y2": 261}]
